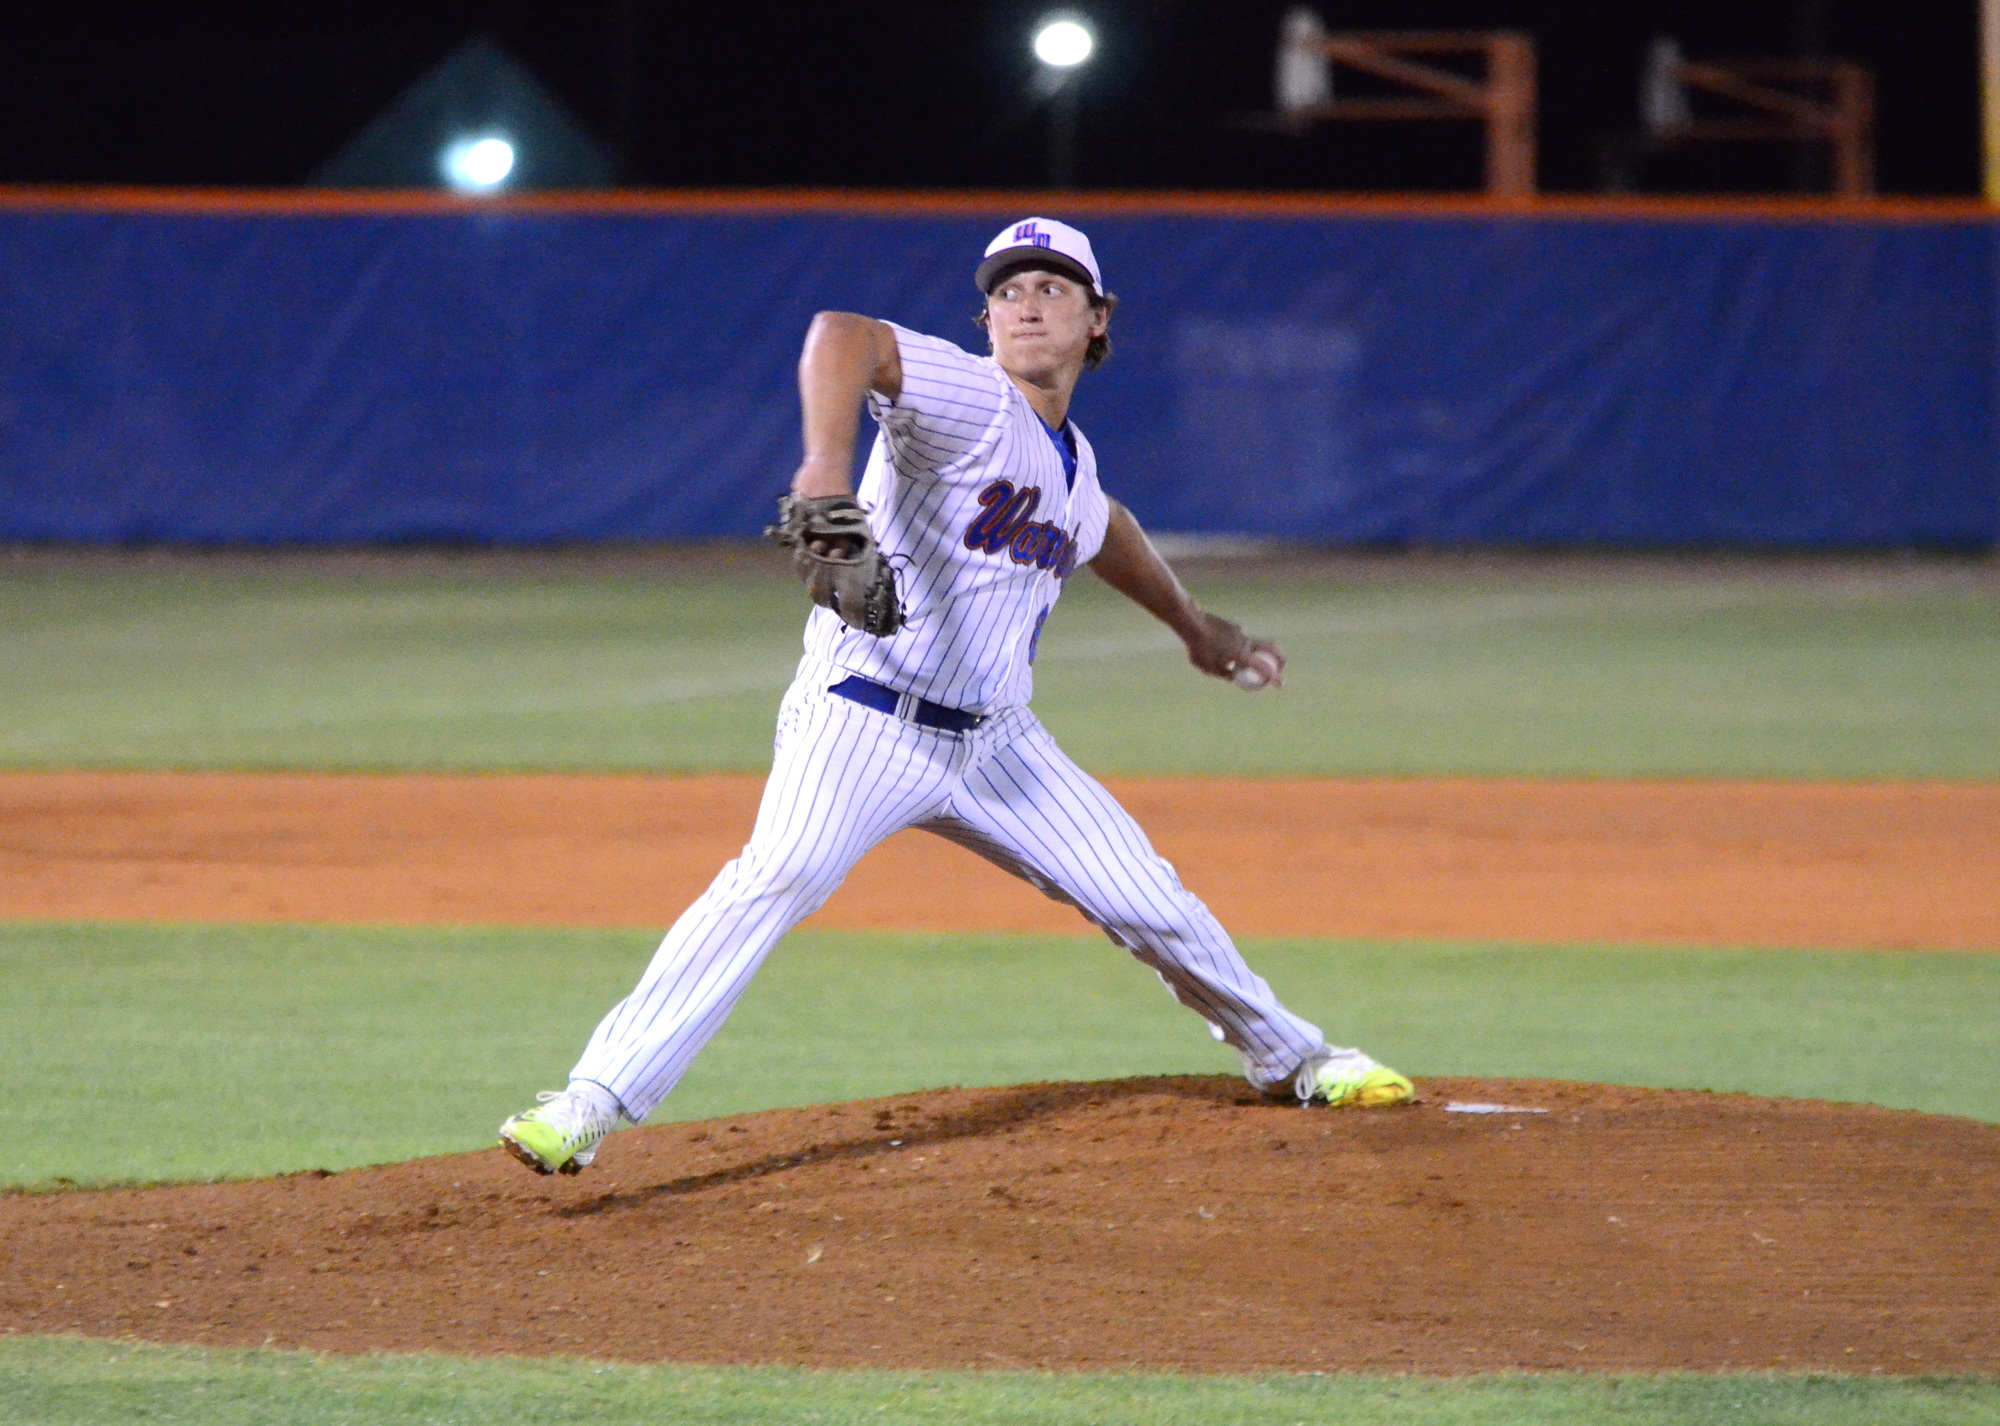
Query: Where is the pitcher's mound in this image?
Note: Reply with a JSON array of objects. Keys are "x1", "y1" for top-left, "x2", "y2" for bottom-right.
[{"x1": 4, "y1": 1077, "x2": 1995, "y2": 1374}]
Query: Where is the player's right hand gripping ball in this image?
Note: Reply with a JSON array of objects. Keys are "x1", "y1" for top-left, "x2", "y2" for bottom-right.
[
  {"x1": 766, "y1": 494, "x2": 906, "y2": 638},
  {"x1": 1231, "y1": 648, "x2": 1280, "y2": 691}
]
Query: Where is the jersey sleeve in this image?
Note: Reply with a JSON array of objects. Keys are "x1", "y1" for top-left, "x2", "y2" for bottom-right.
[{"x1": 866, "y1": 324, "x2": 1009, "y2": 479}]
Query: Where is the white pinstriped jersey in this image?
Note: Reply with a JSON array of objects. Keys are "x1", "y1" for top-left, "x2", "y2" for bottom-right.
[{"x1": 801, "y1": 323, "x2": 1111, "y2": 713}]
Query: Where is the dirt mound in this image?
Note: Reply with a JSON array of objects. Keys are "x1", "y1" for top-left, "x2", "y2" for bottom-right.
[{"x1": 3, "y1": 1077, "x2": 1994, "y2": 1375}]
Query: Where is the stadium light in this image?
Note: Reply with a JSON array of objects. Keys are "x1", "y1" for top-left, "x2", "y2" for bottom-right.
[
  {"x1": 440, "y1": 135, "x2": 517, "y2": 193},
  {"x1": 1029, "y1": 14, "x2": 1094, "y2": 188},
  {"x1": 1033, "y1": 15, "x2": 1094, "y2": 69}
]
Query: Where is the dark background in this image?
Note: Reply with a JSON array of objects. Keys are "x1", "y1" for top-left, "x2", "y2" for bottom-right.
[{"x1": 0, "y1": 2, "x2": 1980, "y2": 195}]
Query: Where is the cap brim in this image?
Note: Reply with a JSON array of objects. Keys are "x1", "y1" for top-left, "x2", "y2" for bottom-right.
[{"x1": 975, "y1": 247, "x2": 1098, "y2": 295}]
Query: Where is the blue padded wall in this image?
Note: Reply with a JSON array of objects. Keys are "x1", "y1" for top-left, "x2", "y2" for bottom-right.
[{"x1": 0, "y1": 204, "x2": 1992, "y2": 546}]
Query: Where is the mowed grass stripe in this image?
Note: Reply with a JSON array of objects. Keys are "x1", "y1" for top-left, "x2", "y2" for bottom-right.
[
  {"x1": 4, "y1": 921, "x2": 1995, "y2": 1190},
  {"x1": 2, "y1": 562, "x2": 1992, "y2": 778},
  {"x1": 5, "y1": 1337, "x2": 1999, "y2": 1426}
]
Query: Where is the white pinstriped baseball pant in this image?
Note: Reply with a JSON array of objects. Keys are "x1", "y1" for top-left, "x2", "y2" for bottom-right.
[{"x1": 570, "y1": 657, "x2": 1331, "y2": 1120}]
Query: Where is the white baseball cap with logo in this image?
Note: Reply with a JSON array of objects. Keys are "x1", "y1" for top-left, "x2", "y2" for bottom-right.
[{"x1": 975, "y1": 217, "x2": 1103, "y2": 296}]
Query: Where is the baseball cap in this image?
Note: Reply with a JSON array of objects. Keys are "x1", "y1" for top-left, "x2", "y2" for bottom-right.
[{"x1": 975, "y1": 217, "x2": 1103, "y2": 296}]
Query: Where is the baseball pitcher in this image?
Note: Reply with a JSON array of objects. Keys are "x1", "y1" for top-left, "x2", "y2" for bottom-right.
[{"x1": 500, "y1": 218, "x2": 1413, "y2": 1176}]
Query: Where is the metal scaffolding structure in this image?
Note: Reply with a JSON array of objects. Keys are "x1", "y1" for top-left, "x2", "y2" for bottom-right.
[
  {"x1": 1277, "y1": 29, "x2": 1538, "y2": 198},
  {"x1": 1635, "y1": 55, "x2": 1877, "y2": 198}
]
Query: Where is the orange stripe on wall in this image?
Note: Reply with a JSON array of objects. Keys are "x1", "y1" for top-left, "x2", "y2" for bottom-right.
[{"x1": 0, "y1": 185, "x2": 1989, "y2": 224}]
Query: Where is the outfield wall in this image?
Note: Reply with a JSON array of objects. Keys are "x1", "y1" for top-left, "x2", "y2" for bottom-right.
[{"x1": 0, "y1": 191, "x2": 1993, "y2": 547}]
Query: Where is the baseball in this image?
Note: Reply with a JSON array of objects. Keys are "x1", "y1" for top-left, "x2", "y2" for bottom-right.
[{"x1": 1231, "y1": 650, "x2": 1278, "y2": 690}]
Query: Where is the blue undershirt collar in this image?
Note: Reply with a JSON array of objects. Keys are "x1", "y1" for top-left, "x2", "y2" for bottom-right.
[{"x1": 1039, "y1": 415, "x2": 1077, "y2": 490}]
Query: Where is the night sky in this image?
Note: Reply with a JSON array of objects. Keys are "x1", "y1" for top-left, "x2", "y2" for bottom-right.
[{"x1": 0, "y1": 2, "x2": 1981, "y2": 196}]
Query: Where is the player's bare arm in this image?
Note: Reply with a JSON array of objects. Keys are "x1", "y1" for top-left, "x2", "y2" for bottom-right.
[
  {"x1": 1090, "y1": 498, "x2": 1286, "y2": 689},
  {"x1": 791, "y1": 311, "x2": 902, "y2": 499},
  {"x1": 765, "y1": 312, "x2": 907, "y2": 634}
]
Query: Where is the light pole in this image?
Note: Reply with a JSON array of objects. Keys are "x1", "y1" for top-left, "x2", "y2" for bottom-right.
[{"x1": 1032, "y1": 14, "x2": 1094, "y2": 189}]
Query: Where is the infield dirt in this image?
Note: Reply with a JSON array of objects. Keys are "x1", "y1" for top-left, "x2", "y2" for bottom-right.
[
  {"x1": 3, "y1": 771, "x2": 1996, "y2": 949},
  {"x1": 4, "y1": 1077, "x2": 1995, "y2": 1374}
]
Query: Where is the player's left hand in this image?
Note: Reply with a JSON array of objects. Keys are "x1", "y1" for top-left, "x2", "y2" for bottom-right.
[
  {"x1": 1182, "y1": 612, "x2": 1285, "y2": 690},
  {"x1": 765, "y1": 493, "x2": 906, "y2": 638}
]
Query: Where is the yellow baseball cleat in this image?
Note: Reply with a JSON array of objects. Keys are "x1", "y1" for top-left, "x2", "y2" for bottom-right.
[
  {"x1": 498, "y1": 1090, "x2": 619, "y2": 1175},
  {"x1": 1292, "y1": 1055, "x2": 1415, "y2": 1108}
]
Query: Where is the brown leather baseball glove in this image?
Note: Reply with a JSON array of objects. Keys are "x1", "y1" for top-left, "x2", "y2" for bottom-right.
[{"x1": 765, "y1": 494, "x2": 905, "y2": 638}]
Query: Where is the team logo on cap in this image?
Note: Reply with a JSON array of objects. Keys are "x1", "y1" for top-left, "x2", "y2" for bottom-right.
[{"x1": 978, "y1": 216, "x2": 1099, "y2": 294}]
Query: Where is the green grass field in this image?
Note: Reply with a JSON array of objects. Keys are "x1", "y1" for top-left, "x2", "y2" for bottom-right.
[
  {"x1": 5, "y1": 920, "x2": 1996, "y2": 1189},
  {"x1": 5, "y1": 554, "x2": 1994, "y2": 1421},
  {"x1": 2, "y1": 557, "x2": 1993, "y2": 777},
  {"x1": 6, "y1": 1338, "x2": 1997, "y2": 1426}
]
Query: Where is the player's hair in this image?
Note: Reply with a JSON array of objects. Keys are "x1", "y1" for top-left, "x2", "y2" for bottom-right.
[{"x1": 974, "y1": 271, "x2": 1118, "y2": 369}]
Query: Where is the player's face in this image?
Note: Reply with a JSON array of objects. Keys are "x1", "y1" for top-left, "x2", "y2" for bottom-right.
[{"x1": 984, "y1": 269, "x2": 1107, "y2": 382}]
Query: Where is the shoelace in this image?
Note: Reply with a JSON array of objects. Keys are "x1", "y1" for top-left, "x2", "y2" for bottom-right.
[
  {"x1": 1292, "y1": 1054, "x2": 1329, "y2": 1103},
  {"x1": 1294, "y1": 1053, "x2": 1379, "y2": 1103},
  {"x1": 532, "y1": 1090, "x2": 616, "y2": 1141}
]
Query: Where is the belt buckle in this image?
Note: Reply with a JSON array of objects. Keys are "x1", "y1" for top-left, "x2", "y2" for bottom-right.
[{"x1": 912, "y1": 693, "x2": 979, "y2": 734}]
